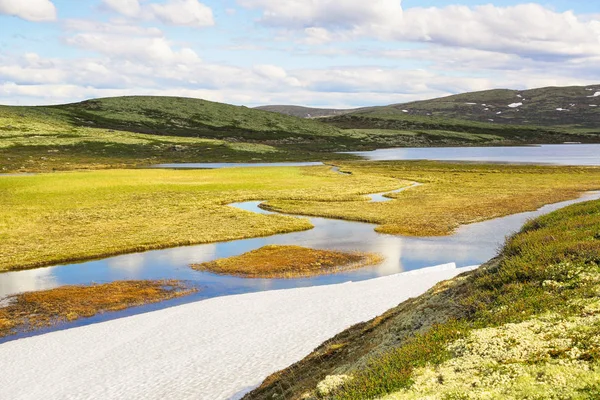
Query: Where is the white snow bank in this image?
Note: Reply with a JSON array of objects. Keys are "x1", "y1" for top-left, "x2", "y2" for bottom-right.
[
  {"x1": 508, "y1": 102, "x2": 522, "y2": 108},
  {"x1": 0, "y1": 263, "x2": 476, "y2": 400},
  {"x1": 588, "y1": 92, "x2": 600, "y2": 98}
]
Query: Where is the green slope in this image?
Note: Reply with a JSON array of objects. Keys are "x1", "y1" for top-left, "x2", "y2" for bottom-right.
[
  {"x1": 244, "y1": 198, "x2": 600, "y2": 399},
  {"x1": 0, "y1": 96, "x2": 358, "y2": 173},
  {"x1": 357, "y1": 85, "x2": 600, "y2": 127},
  {"x1": 53, "y1": 96, "x2": 344, "y2": 141},
  {"x1": 255, "y1": 105, "x2": 356, "y2": 119}
]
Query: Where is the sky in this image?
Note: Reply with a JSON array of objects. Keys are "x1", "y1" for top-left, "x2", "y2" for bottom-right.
[{"x1": 0, "y1": 0, "x2": 599, "y2": 108}]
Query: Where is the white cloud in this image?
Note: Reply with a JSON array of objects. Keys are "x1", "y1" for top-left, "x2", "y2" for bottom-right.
[
  {"x1": 150, "y1": 0, "x2": 214, "y2": 27},
  {"x1": 239, "y1": 1, "x2": 600, "y2": 60},
  {"x1": 66, "y1": 33, "x2": 200, "y2": 64},
  {"x1": 102, "y1": 0, "x2": 214, "y2": 28},
  {"x1": 239, "y1": 0, "x2": 402, "y2": 29},
  {"x1": 101, "y1": 0, "x2": 141, "y2": 18},
  {"x1": 63, "y1": 19, "x2": 163, "y2": 37},
  {"x1": 0, "y1": 0, "x2": 56, "y2": 22}
]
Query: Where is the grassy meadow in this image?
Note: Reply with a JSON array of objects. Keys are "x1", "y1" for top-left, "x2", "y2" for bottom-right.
[
  {"x1": 0, "y1": 280, "x2": 194, "y2": 338},
  {"x1": 0, "y1": 166, "x2": 400, "y2": 272},
  {"x1": 266, "y1": 161, "x2": 600, "y2": 236},
  {"x1": 245, "y1": 198, "x2": 600, "y2": 400},
  {"x1": 2, "y1": 162, "x2": 600, "y2": 272},
  {"x1": 192, "y1": 245, "x2": 383, "y2": 278}
]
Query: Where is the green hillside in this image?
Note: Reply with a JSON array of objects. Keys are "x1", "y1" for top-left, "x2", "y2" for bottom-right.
[
  {"x1": 3, "y1": 86, "x2": 600, "y2": 173},
  {"x1": 0, "y1": 96, "x2": 357, "y2": 173},
  {"x1": 244, "y1": 198, "x2": 600, "y2": 399},
  {"x1": 255, "y1": 105, "x2": 356, "y2": 119},
  {"x1": 54, "y1": 96, "x2": 343, "y2": 141},
  {"x1": 355, "y1": 85, "x2": 600, "y2": 127}
]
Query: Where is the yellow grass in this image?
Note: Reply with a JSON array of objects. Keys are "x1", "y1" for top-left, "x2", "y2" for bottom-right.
[
  {"x1": 192, "y1": 245, "x2": 383, "y2": 278},
  {"x1": 0, "y1": 280, "x2": 195, "y2": 338},
  {"x1": 2, "y1": 162, "x2": 600, "y2": 273},
  {"x1": 265, "y1": 161, "x2": 600, "y2": 236},
  {"x1": 0, "y1": 166, "x2": 401, "y2": 272}
]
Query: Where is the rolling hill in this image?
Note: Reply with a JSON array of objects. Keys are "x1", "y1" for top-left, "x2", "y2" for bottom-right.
[
  {"x1": 254, "y1": 105, "x2": 356, "y2": 119},
  {"x1": 347, "y1": 84, "x2": 600, "y2": 127},
  {"x1": 2, "y1": 85, "x2": 600, "y2": 173}
]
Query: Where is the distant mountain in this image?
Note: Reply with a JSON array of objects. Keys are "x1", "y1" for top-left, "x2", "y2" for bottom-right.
[
  {"x1": 255, "y1": 105, "x2": 357, "y2": 119},
  {"x1": 343, "y1": 85, "x2": 600, "y2": 128}
]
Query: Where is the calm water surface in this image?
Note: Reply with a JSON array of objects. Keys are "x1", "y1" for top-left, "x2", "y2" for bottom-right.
[
  {"x1": 3, "y1": 192, "x2": 599, "y2": 305},
  {"x1": 347, "y1": 144, "x2": 600, "y2": 165},
  {"x1": 3, "y1": 148, "x2": 600, "y2": 340}
]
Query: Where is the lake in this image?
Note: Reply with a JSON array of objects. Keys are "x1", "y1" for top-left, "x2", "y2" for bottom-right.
[{"x1": 346, "y1": 144, "x2": 600, "y2": 165}]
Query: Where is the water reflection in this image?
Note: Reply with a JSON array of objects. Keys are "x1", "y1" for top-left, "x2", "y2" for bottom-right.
[
  {"x1": 347, "y1": 144, "x2": 600, "y2": 166},
  {"x1": 2, "y1": 191, "x2": 599, "y2": 302}
]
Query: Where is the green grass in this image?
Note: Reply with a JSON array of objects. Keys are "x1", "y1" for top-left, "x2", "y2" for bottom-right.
[
  {"x1": 244, "y1": 198, "x2": 600, "y2": 399},
  {"x1": 329, "y1": 200, "x2": 600, "y2": 399}
]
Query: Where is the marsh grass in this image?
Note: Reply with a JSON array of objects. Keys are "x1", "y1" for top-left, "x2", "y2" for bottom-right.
[
  {"x1": 192, "y1": 245, "x2": 383, "y2": 278},
  {"x1": 0, "y1": 280, "x2": 195, "y2": 338},
  {"x1": 3, "y1": 162, "x2": 600, "y2": 273},
  {"x1": 0, "y1": 166, "x2": 400, "y2": 272},
  {"x1": 267, "y1": 161, "x2": 600, "y2": 236}
]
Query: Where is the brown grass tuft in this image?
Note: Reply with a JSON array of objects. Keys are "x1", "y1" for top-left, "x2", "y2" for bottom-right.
[
  {"x1": 192, "y1": 245, "x2": 383, "y2": 278},
  {"x1": 0, "y1": 280, "x2": 195, "y2": 338}
]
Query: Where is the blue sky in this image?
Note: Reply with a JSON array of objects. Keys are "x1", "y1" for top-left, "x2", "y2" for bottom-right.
[{"x1": 1, "y1": 0, "x2": 599, "y2": 107}]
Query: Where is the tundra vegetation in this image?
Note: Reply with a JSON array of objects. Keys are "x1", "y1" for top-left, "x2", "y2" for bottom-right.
[
  {"x1": 3, "y1": 88, "x2": 600, "y2": 174},
  {"x1": 0, "y1": 166, "x2": 400, "y2": 272},
  {"x1": 0, "y1": 280, "x2": 194, "y2": 338},
  {"x1": 244, "y1": 199, "x2": 600, "y2": 400},
  {"x1": 192, "y1": 245, "x2": 383, "y2": 278},
  {"x1": 2, "y1": 163, "x2": 599, "y2": 272}
]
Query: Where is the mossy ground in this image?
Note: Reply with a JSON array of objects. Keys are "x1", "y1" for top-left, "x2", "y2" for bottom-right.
[
  {"x1": 244, "y1": 199, "x2": 600, "y2": 400},
  {"x1": 0, "y1": 280, "x2": 194, "y2": 338},
  {"x1": 192, "y1": 245, "x2": 383, "y2": 278}
]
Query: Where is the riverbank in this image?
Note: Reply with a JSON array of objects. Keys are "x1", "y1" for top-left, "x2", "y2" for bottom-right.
[
  {"x1": 245, "y1": 198, "x2": 600, "y2": 399},
  {"x1": 0, "y1": 263, "x2": 474, "y2": 400}
]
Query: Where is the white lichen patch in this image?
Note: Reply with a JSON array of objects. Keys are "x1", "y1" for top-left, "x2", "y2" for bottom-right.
[
  {"x1": 382, "y1": 313, "x2": 600, "y2": 400},
  {"x1": 316, "y1": 375, "x2": 351, "y2": 396}
]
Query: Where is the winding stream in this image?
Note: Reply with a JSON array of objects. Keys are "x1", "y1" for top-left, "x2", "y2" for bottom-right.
[
  {"x1": 2, "y1": 187, "x2": 599, "y2": 305},
  {"x1": 2, "y1": 154, "x2": 600, "y2": 341}
]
